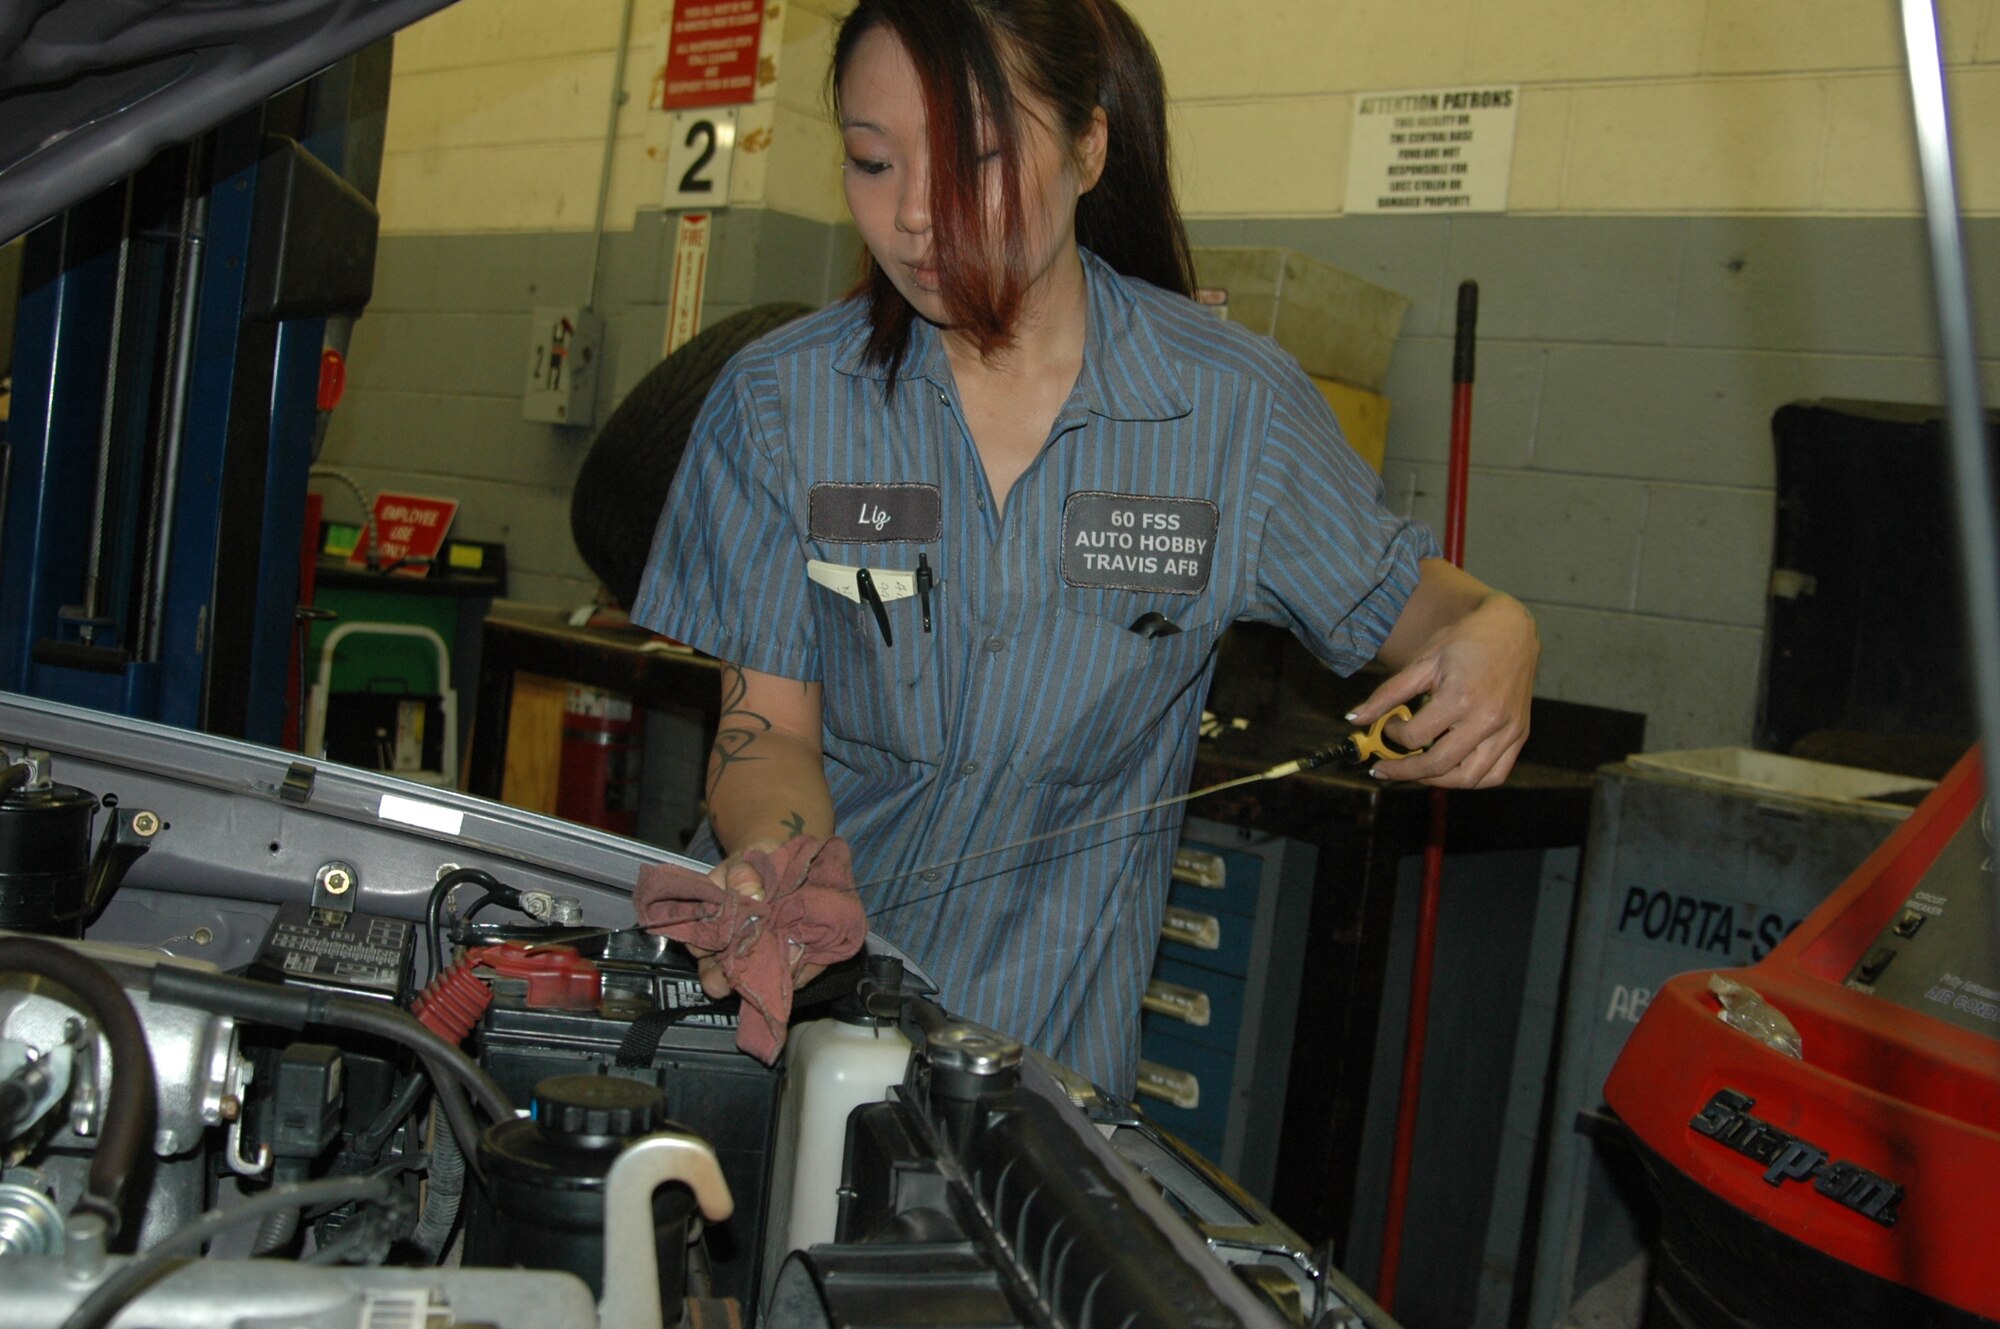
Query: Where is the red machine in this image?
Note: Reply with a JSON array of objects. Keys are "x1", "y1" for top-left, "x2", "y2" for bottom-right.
[{"x1": 1606, "y1": 747, "x2": 2000, "y2": 1327}]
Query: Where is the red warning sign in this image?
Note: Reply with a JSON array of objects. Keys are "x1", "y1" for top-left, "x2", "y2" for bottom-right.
[
  {"x1": 352, "y1": 492, "x2": 459, "y2": 577},
  {"x1": 658, "y1": 0, "x2": 766, "y2": 111}
]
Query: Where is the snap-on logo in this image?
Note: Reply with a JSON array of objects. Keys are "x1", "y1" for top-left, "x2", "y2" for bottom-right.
[{"x1": 1691, "y1": 1089, "x2": 1903, "y2": 1227}]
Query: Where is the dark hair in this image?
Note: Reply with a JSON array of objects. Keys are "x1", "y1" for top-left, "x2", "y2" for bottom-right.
[{"x1": 832, "y1": 0, "x2": 1193, "y2": 376}]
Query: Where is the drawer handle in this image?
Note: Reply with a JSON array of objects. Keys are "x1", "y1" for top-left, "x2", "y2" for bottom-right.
[
  {"x1": 1136, "y1": 1060, "x2": 1201, "y2": 1110},
  {"x1": 1143, "y1": 979, "x2": 1212, "y2": 1027},
  {"x1": 1171, "y1": 848, "x2": 1227, "y2": 889},
  {"x1": 1162, "y1": 906, "x2": 1220, "y2": 950}
]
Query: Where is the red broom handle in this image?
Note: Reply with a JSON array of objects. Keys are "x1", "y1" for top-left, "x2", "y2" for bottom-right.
[{"x1": 1377, "y1": 280, "x2": 1477, "y2": 1312}]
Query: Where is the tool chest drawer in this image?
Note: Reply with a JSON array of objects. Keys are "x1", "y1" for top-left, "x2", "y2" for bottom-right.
[
  {"x1": 1157, "y1": 901, "x2": 1253, "y2": 973},
  {"x1": 1141, "y1": 955, "x2": 1243, "y2": 1054},
  {"x1": 1136, "y1": 1028, "x2": 1232, "y2": 1154},
  {"x1": 1166, "y1": 842, "x2": 1266, "y2": 920},
  {"x1": 1139, "y1": 817, "x2": 1315, "y2": 1205}
]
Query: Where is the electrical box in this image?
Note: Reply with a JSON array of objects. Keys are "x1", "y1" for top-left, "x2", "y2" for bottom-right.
[{"x1": 522, "y1": 306, "x2": 604, "y2": 427}]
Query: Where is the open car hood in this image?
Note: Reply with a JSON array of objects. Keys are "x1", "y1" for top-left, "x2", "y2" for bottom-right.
[{"x1": 0, "y1": 0, "x2": 457, "y2": 243}]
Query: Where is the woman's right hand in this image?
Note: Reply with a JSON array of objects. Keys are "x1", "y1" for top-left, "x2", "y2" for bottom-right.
[
  {"x1": 690, "y1": 834, "x2": 833, "y2": 999},
  {"x1": 689, "y1": 838, "x2": 782, "y2": 998}
]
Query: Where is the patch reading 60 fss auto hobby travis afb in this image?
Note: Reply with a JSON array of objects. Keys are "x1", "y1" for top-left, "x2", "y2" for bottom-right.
[{"x1": 1061, "y1": 491, "x2": 1219, "y2": 594}]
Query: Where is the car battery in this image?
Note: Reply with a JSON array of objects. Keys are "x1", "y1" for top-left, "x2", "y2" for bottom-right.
[{"x1": 470, "y1": 932, "x2": 781, "y2": 1314}]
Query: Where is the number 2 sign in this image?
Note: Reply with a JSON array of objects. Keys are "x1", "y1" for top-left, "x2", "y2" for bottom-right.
[{"x1": 665, "y1": 108, "x2": 737, "y2": 210}]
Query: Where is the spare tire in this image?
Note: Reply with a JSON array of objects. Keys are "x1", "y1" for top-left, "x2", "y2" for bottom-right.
[{"x1": 571, "y1": 302, "x2": 815, "y2": 610}]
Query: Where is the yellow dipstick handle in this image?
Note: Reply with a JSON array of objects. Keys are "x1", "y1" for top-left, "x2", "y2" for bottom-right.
[{"x1": 1341, "y1": 705, "x2": 1424, "y2": 763}]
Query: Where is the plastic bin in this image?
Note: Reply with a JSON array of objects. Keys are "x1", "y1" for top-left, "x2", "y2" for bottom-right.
[
  {"x1": 1528, "y1": 749, "x2": 1933, "y2": 1329},
  {"x1": 1189, "y1": 247, "x2": 1410, "y2": 393}
]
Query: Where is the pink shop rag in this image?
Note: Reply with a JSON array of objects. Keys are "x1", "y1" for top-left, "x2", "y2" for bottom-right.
[{"x1": 633, "y1": 836, "x2": 868, "y2": 1063}]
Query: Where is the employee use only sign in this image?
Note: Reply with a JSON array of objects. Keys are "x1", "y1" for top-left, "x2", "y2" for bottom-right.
[{"x1": 1345, "y1": 86, "x2": 1519, "y2": 214}]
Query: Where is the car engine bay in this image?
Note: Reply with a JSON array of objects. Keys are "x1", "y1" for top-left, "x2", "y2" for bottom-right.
[{"x1": 0, "y1": 691, "x2": 1393, "y2": 1329}]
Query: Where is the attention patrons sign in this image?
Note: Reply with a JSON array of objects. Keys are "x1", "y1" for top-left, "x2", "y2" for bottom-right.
[{"x1": 1345, "y1": 86, "x2": 1519, "y2": 215}]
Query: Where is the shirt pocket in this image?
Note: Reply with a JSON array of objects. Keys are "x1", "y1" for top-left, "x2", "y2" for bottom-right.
[
  {"x1": 1012, "y1": 590, "x2": 1221, "y2": 787},
  {"x1": 811, "y1": 575, "x2": 942, "y2": 768}
]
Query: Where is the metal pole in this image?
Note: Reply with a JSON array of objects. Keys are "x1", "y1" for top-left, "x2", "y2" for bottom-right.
[
  {"x1": 585, "y1": 0, "x2": 640, "y2": 312},
  {"x1": 80, "y1": 182, "x2": 136, "y2": 645},
  {"x1": 140, "y1": 150, "x2": 210, "y2": 664},
  {"x1": 1896, "y1": 0, "x2": 2000, "y2": 932}
]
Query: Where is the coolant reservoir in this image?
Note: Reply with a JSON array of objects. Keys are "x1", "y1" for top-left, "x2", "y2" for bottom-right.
[{"x1": 781, "y1": 958, "x2": 913, "y2": 1253}]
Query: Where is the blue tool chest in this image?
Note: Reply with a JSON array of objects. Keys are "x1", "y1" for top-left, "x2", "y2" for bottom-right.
[{"x1": 1137, "y1": 816, "x2": 1316, "y2": 1203}]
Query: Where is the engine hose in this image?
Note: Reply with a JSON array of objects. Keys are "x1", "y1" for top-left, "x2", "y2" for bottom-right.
[
  {"x1": 412, "y1": 1051, "x2": 486, "y2": 1190},
  {"x1": 250, "y1": 1204, "x2": 299, "y2": 1257},
  {"x1": 0, "y1": 938, "x2": 155, "y2": 1229},
  {"x1": 323, "y1": 993, "x2": 513, "y2": 1127},
  {"x1": 410, "y1": 1103, "x2": 467, "y2": 1262},
  {"x1": 353, "y1": 1073, "x2": 429, "y2": 1160}
]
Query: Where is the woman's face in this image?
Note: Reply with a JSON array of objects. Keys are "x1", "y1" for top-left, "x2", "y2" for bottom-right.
[{"x1": 837, "y1": 25, "x2": 1105, "y2": 331}]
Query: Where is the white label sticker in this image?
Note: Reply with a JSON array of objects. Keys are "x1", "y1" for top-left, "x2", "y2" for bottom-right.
[{"x1": 378, "y1": 793, "x2": 464, "y2": 837}]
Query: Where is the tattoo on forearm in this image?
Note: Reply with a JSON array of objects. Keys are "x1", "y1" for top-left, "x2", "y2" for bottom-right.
[
  {"x1": 709, "y1": 664, "x2": 773, "y2": 794},
  {"x1": 781, "y1": 810, "x2": 805, "y2": 837}
]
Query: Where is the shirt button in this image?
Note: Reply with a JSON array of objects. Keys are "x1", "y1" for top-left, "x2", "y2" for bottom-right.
[
  {"x1": 922, "y1": 869, "x2": 942, "y2": 882},
  {"x1": 959, "y1": 760, "x2": 980, "y2": 777},
  {"x1": 984, "y1": 636, "x2": 1003, "y2": 653}
]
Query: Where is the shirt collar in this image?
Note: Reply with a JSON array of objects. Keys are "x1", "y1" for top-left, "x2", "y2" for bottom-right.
[{"x1": 830, "y1": 249, "x2": 1193, "y2": 424}]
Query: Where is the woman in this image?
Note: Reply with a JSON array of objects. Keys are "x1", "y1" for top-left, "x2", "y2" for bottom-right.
[{"x1": 633, "y1": 0, "x2": 1538, "y2": 1096}]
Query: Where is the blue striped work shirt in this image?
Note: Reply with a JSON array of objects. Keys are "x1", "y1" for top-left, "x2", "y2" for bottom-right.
[{"x1": 632, "y1": 250, "x2": 1436, "y2": 1095}]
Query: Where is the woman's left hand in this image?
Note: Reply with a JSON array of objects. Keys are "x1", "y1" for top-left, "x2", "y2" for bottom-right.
[{"x1": 1348, "y1": 586, "x2": 1539, "y2": 788}]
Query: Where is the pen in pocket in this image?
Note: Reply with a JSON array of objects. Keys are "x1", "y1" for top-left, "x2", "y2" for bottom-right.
[
  {"x1": 854, "y1": 567, "x2": 893, "y2": 647},
  {"x1": 917, "y1": 553, "x2": 933, "y2": 633}
]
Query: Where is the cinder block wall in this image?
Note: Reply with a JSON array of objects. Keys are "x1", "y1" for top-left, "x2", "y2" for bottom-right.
[
  {"x1": 1185, "y1": 211, "x2": 2000, "y2": 750},
  {"x1": 321, "y1": 0, "x2": 855, "y2": 609},
  {"x1": 322, "y1": 0, "x2": 2000, "y2": 749},
  {"x1": 1140, "y1": 0, "x2": 2000, "y2": 749}
]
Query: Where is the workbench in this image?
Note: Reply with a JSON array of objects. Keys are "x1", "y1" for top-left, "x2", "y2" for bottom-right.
[{"x1": 464, "y1": 601, "x2": 722, "y2": 805}]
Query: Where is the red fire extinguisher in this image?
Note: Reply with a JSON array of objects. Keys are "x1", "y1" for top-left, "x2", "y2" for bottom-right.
[{"x1": 556, "y1": 685, "x2": 644, "y2": 835}]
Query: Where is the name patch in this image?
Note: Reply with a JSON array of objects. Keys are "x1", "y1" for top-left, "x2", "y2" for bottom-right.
[
  {"x1": 1061, "y1": 491, "x2": 1219, "y2": 594},
  {"x1": 809, "y1": 483, "x2": 942, "y2": 543}
]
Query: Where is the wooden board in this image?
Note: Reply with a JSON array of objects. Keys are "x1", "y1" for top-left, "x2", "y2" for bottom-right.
[{"x1": 500, "y1": 670, "x2": 566, "y2": 814}]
